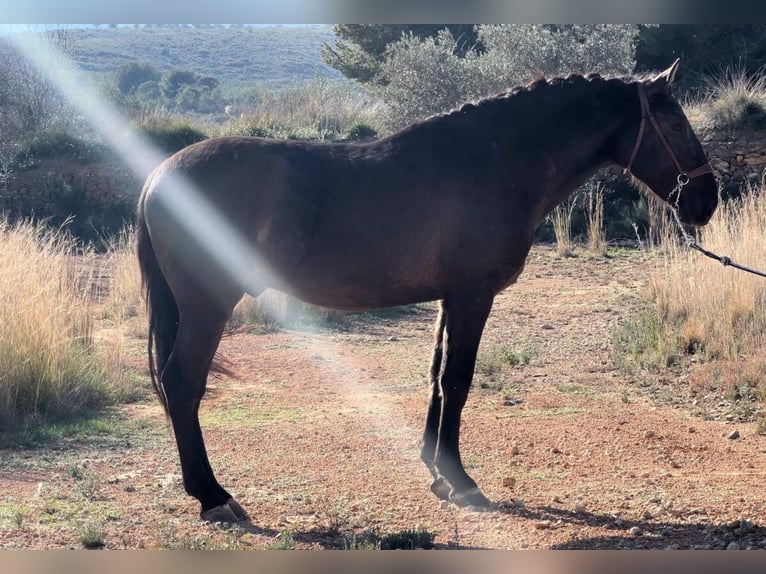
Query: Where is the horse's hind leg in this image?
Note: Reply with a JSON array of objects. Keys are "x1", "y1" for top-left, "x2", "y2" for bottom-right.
[{"x1": 162, "y1": 294, "x2": 247, "y2": 523}]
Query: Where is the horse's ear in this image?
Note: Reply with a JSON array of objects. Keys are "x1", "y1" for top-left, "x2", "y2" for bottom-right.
[{"x1": 645, "y1": 58, "x2": 681, "y2": 95}]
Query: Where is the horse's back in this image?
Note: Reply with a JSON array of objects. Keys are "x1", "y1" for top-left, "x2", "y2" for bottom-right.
[{"x1": 139, "y1": 135, "x2": 532, "y2": 310}]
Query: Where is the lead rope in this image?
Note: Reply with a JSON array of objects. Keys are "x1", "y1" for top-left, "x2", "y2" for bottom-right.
[{"x1": 668, "y1": 178, "x2": 766, "y2": 279}]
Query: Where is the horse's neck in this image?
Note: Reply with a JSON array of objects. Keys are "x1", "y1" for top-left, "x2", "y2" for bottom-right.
[{"x1": 523, "y1": 97, "x2": 622, "y2": 218}]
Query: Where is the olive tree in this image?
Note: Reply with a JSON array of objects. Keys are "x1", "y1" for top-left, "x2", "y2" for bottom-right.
[{"x1": 375, "y1": 24, "x2": 640, "y2": 131}]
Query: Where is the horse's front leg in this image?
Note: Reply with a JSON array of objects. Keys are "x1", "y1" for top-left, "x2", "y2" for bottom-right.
[
  {"x1": 420, "y1": 302, "x2": 451, "y2": 500},
  {"x1": 432, "y1": 292, "x2": 494, "y2": 508}
]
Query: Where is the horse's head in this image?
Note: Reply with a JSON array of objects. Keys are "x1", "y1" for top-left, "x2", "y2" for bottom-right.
[{"x1": 619, "y1": 59, "x2": 718, "y2": 226}]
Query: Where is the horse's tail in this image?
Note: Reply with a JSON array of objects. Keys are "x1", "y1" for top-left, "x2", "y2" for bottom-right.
[{"x1": 136, "y1": 189, "x2": 175, "y2": 416}]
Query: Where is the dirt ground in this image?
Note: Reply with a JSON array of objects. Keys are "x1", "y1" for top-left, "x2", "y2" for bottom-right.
[{"x1": 2, "y1": 245, "x2": 766, "y2": 550}]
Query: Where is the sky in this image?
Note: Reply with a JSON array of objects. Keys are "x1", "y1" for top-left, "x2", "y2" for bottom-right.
[{"x1": 2, "y1": 0, "x2": 740, "y2": 28}]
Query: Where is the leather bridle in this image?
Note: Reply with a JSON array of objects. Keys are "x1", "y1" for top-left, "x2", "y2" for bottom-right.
[{"x1": 625, "y1": 83, "x2": 714, "y2": 204}]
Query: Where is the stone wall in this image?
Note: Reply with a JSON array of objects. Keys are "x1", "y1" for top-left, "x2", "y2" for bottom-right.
[
  {"x1": 701, "y1": 130, "x2": 766, "y2": 195},
  {"x1": 0, "y1": 157, "x2": 139, "y2": 218}
]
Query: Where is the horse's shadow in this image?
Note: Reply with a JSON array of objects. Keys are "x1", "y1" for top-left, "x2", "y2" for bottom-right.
[
  {"x1": 490, "y1": 502, "x2": 760, "y2": 550},
  {"x1": 226, "y1": 502, "x2": 762, "y2": 550}
]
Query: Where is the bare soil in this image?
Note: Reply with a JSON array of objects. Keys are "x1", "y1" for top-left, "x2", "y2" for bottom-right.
[{"x1": 2, "y1": 245, "x2": 766, "y2": 550}]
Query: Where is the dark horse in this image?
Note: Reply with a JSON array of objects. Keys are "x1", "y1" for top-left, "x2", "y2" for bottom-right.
[{"x1": 136, "y1": 60, "x2": 718, "y2": 522}]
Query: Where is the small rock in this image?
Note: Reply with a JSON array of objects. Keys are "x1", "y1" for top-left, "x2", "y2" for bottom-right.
[
  {"x1": 387, "y1": 336, "x2": 398, "y2": 342},
  {"x1": 574, "y1": 503, "x2": 587, "y2": 513},
  {"x1": 629, "y1": 526, "x2": 642, "y2": 536},
  {"x1": 551, "y1": 447, "x2": 562, "y2": 454},
  {"x1": 510, "y1": 445, "x2": 520, "y2": 456},
  {"x1": 728, "y1": 430, "x2": 741, "y2": 440},
  {"x1": 533, "y1": 520, "x2": 552, "y2": 530},
  {"x1": 502, "y1": 477, "x2": 516, "y2": 488},
  {"x1": 503, "y1": 397, "x2": 523, "y2": 407},
  {"x1": 726, "y1": 541, "x2": 740, "y2": 551},
  {"x1": 540, "y1": 323, "x2": 555, "y2": 330},
  {"x1": 689, "y1": 427, "x2": 696, "y2": 433},
  {"x1": 643, "y1": 430, "x2": 655, "y2": 439}
]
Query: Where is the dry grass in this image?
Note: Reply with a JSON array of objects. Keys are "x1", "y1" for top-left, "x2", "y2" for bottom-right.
[
  {"x1": 693, "y1": 65, "x2": 766, "y2": 132},
  {"x1": 218, "y1": 78, "x2": 384, "y2": 141},
  {"x1": 584, "y1": 180, "x2": 606, "y2": 255},
  {"x1": 648, "y1": 185, "x2": 766, "y2": 364},
  {"x1": 0, "y1": 220, "x2": 149, "y2": 432},
  {"x1": 0, "y1": 218, "x2": 109, "y2": 429},
  {"x1": 550, "y1": 196, "x2": 577, "y2": 257}
]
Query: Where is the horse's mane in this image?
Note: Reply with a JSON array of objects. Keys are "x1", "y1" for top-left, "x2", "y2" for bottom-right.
[{"x1": 396, "y1": 71, "x2": 641, "y2": 138}]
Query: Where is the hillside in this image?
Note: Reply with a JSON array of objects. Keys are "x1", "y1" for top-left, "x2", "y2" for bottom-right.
[{"x1": 70, "y1": 25, "x2": 341, "y2": 88}]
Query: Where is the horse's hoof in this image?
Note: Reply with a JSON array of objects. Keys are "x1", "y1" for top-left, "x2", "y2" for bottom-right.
[
  {"x1": 200, "y1": 498, "x2": 250, "y2": 524},
  {"x1": 430, "y1": 476, "x2": 452, "y2": 501},
  {"x1": 449, "y1": 487, "x2": 492, "y2": 510}
]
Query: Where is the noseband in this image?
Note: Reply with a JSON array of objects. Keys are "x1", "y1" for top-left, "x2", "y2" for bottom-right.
[{"x1": 625, "y1": 83, "x2": 713, "y2": 203}]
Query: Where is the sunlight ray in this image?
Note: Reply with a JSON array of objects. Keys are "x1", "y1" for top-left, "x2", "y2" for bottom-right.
[{"x1": 7, "y1": 32, "x2": 286, "y2": 297}]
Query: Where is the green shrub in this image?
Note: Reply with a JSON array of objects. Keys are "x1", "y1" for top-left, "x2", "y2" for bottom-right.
[
  {"x1": 376, "y1": 25, "x2": 639, "y2": 131},
  {"x1": 380, "y1": 528, "x2": 436, "y2": 550},
  {"x1": 134, "y1": 118, "x2": 208, "y2": 154},
  {"x1": 341, "y1": 122, "x2": 378, "y2": 142},
  {"x1": 14, "y1": 132, "x2": 106, "y2": 167}
]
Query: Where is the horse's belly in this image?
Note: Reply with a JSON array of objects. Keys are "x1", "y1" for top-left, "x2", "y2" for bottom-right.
[{"x1": 280, "y1": 262, "x2": 443, "y2": 311}]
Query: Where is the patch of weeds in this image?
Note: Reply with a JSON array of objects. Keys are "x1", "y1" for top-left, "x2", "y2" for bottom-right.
[
  {"x1": 69, "y1": 464, "x2": 101, "y2": 501},
  {"x1": 163, "y1": 526, "x2": 249, "y2": 550},
  {"x1": 757, "y1": 416, "x2": 766, "y2": 436},
  {"x1": 200, "y1": 398, "x2": 302, "y2": 428},
  {"x1": 380, "y1": 527, "x2": 436, "y2": 550},
  {"x1": 339, "y1": 526, "x2": 436, "y2": 550},
  {"x1": 612, "y1": 308, "x2": 681, "y2": 374},
  {"x1": 0, "y1": 411, "x2": 131, "y2": 449},
  {"x1": 343, "y1": 528, "x2": 382, "y2": 550},
  {"x1": 268, "y1": 528, "x2": 296, "y2": 550},
  {"x1": 12, "y1": 505, "x2": 31, "y2": 530},
  {"x1": 78, "y1": 520, "x2": 105, "y2": 549},
  {"x1": 554, "y1": 382, "x2": 594, "y2": 396},
  {"x1": 477, "y1": 345, "x2": 533, "y2": 377}
]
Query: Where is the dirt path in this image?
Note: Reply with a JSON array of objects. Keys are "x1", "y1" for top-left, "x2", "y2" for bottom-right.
[{"x1": 2, "y1": 245, "x2": 766, "y2": 549}]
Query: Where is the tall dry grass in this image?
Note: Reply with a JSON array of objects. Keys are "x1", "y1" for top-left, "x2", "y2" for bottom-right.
[
  {"x1": 0, "y1": 219, "x2": 149, "y2": 432},
  {"x1": 221, "y1": 78, "x2": 384, "y2": 141},
  {"x1": 648, "y1": 185, "x2": 766, "y2": 361},
  {"x1": 0, "y1": 219, "x2": 110, "y2": 429},
  {"x1": 550, "y1": 196, "x2": 577, "y2": 257},
  {"x1": 584, "y1": 180, "x2": 607, "y2": 255}
]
